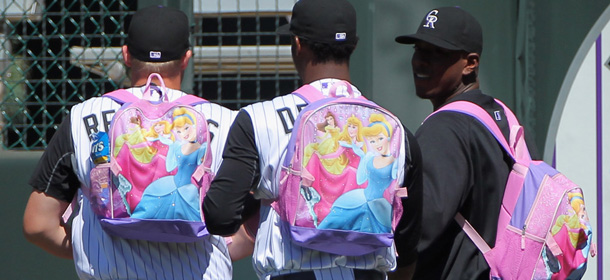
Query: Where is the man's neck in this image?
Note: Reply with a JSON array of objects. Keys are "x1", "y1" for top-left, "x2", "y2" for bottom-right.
[
  {"x1": 432, "y1": 82, "x2": 480, "y2": 110},
  {"x1": 131, "y1": 74, "x2": 183, "y2": 90},
  {"x1": 300, "y1": 62, "x2": 351, "y2": 84}
]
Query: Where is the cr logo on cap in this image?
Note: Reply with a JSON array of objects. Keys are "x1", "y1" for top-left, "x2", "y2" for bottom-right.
[
  {"x1": 423, "y1": 10, "x2": 439, "y2": 29},
  {"x1": 335, "y1": 32, "x2": 347, "y2": 41}
]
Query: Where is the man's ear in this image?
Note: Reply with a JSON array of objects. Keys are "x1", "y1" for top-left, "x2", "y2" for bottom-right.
[
  {"x1": 463, "y1": 52, "x2": 479, "y2": 76},
  {"x1": 122, "y1": 45, "x2": 132, "y2": 67},
  {"x1": 293, "y1": 36, "x2": 302, "y2": 55},
  {"x1": 181, "y1": 50, "x2": 193, "y2": 70}
]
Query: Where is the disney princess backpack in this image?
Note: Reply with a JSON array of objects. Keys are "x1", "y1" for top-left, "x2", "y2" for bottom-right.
[
  {"x1": 85, "y1": 73, "x2": 214, "y2": 242},
  {"x1": 274, "y1": 82, "x2": 410, "y2": 256},
  {"x1": 433, "y1": 100, "x2": 595, "y2": 279}
]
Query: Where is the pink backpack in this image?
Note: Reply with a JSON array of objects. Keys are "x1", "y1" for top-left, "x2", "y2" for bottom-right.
[
  {"x1": 435, "y1": 100, "x2": 595, "y2": 279},
  {"x1": 86, "y1": 73, "x2": 214, "y2": 242},
  {"x1": 274, "y1": 82, "x2": 408, "y2": 256}
]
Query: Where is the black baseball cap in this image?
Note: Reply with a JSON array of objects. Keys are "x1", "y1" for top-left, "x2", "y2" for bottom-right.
[
  {"x1": 276, "y1": 0, "x2": 358, "y2": 44},
  {"x1": 395, "y1": 6, "x2": 482, "y2": 54},
  {"x1": 127, "y1": 5, "x2": 190, "y2": 62}
]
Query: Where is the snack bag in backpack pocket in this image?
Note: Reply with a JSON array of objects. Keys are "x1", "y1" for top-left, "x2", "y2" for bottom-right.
[
  {"x1": 85, "y1": 73, "x2": 214, "y2": 242},
  {"x1": 276, "y1": 88, "x2": 407, "y2": 256}
]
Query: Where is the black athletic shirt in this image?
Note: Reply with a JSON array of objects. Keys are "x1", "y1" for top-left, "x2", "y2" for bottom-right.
[
  {"x1": 28, "y1": 117, "x2": 80, "y2": 202},
  {"x1": 413, "y1": 89, "x2": 524, "y2": 279}
]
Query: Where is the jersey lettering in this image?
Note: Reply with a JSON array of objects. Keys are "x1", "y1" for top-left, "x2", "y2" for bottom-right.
[
  {"x1": 276, "y1": 103, "x2": 308, "y2": 134},
  {"x1": 102, "y1": 110, "x2": 115, "y2": 132},
  {"x1": 83, "y1": 110, "x2": 116, "y2": 138},
  {"x1": 207, "y1": 119, "x2": 218, "y2": 142},
  {"x1": 277, "y1": 108, "x2": 295, "y2": 134},
  {"x1": 83, "y1": 114, "x2": 99, "y2": 136}
]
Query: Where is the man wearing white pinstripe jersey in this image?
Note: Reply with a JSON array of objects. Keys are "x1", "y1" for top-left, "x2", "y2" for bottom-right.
[
  {"x1": 23, "y1": 6, "x2": 235, "y2": 279},
  {"x1": 203, "y1": 0, "x2": 423, "y2": 279}
]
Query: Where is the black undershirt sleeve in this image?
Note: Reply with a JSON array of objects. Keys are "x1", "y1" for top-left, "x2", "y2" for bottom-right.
[
  {"x1": 394, "y1": 128, "x2": 423, "y2": 267},
  {"x1": 28, "y1": 117, "x2": 80, "y2": 202},
  {"x1": 203, "y1": 110, "x2": 261, "y2": 236}
]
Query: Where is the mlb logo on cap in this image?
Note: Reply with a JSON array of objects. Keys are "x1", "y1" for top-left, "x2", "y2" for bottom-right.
[
  {"x1": 149, "y1": 51, "x2": 162, "y2": 59},
  {"x1": 275, "y1": 0, "x2": 358, "y2": 44}
]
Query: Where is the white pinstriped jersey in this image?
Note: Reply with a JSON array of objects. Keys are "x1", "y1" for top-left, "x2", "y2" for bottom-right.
[
  {"x1": 67, "y1": 87, "x2": 235, "y2": 279},
  {"x1": 243, "y1": 79, "x2": 397, "y2": 280}
]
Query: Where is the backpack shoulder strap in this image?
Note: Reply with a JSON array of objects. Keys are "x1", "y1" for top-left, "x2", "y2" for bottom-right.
[
  {"x1": 292, "y1": 84, "x2": 323, "y2": 103},
  {"x1": 491, "y1": 99, "x2": 531, "y2": 162},
  {"x1": 103, "y1": 89, "x2": 139, "y2": 105},
  {"x1": 174, "y1": 94, "x2": 209, "y2": 106},
  {"x1": 292, "y1": 81, "x2": 366, "y2": 104},
  {"x1": 432, "y1": 100, "x2": 532, "y2": 162},
  {"x1": 433, "y1": 100, "x2": 532, "y2": 258},
  {"x1": 493, "y1": 99, "x2": 521, "y2": 129},
  {"x1": 455, "y1": 212, "x2": 492, "y2": 255}
]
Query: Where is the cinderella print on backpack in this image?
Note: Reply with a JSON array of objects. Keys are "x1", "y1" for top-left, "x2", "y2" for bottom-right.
[
  {"x1": 274, "y1": 82, "x2": 409, "y2": 256},
  {"x1": 86, "y1": 73, "x2": 214, "y2": 242}
]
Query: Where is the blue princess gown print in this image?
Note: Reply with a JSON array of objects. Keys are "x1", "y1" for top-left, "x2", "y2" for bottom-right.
[
  {"x1": 317, "y1": 152, "x2": 396, "y2": 233},
  {"x1": 131, "y1": 141, "x2": 207, "y2": 221}
]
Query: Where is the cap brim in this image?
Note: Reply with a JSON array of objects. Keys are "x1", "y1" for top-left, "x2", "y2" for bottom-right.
[
  {"x1": 276, "y1": 23, "x2": 291, "y2": 35},
  {"x1": 395, "y1": 33, "x2": 462, "y2": 51},
  {"x1": 394, "y1": 34, "x2": 418, "y2": 44}
]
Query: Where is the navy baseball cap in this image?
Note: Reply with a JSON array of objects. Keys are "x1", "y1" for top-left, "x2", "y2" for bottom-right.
[
  {"x1": 127, "y1": 5, "x2": 190, "y2": 62},
  {"x1": 395, "y1": 6, "x2": 483, "y2": 54},
  {"x1": 276, "y1": 0, "x2": 358, "y2": 45}
]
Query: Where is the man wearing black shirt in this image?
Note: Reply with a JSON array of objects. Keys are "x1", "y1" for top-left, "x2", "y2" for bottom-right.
[{"x1": 393, "y1": 6, "x2": 531, "y2": 279}]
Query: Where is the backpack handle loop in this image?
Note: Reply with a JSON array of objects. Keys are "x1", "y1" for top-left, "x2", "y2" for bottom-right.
[
  {"x1": 142, "y1": 73, "x2": 168, "y2": 102},
  {"x1": 328, "y1": 80, "x2": 355, "y2": 98}
]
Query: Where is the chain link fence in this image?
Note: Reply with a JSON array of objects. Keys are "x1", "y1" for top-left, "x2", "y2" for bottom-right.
[{"x1": 0, "y1": 0, "x2": 299, "y2": 150}]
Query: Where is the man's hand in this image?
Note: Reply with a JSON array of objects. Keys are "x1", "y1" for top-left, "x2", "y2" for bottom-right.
[{"x1": 388, "y1": 262, "x2": 416, "y2": 280}]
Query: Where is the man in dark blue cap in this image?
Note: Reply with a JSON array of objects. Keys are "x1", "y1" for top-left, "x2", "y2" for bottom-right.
[
  {"x1": 394, "y1": 6, "x2": 534, "y2": 279},
  {"x1": 203, "y1": 0, "x2": 422, "y2": 279},
  {"x1": 23, "y1": 5, "x2": 235, "y2": 279}
]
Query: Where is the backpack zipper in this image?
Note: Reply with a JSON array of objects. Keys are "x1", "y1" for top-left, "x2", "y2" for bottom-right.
[{"x1": 508, "y1": 176, "x2": 576, "y2": 250}]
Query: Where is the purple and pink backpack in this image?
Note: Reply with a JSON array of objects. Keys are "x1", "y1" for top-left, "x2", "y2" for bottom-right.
[
  {"x1": 274, "y1": 82, "x2": 409, "y2": 256},
  {"x1": 85, "y1": 73, "x2": 214, "y2": 242},
  {"x1": 435, "y1": 100, "x2": 595, "y2": 279}
]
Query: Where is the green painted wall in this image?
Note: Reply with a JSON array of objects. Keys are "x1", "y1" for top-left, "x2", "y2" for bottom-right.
[
  {"x1": 350, "y1": 0, "x2": 610, "y2": 154},
  {"x1": 0, "y1": 150, "x2": 258, "y2": 279},
  {"x1": 0, "y1": 151, "x2": 76, "y2": 280}
]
